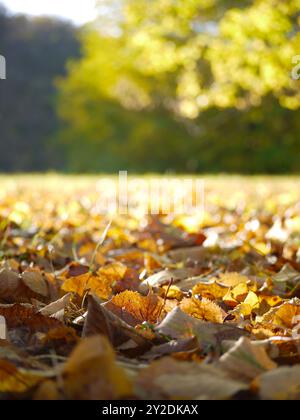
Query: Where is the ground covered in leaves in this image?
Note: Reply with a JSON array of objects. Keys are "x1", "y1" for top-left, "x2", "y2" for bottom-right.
[{"x1": 1, "y1": 175, "x2": 300, "y2": 400}]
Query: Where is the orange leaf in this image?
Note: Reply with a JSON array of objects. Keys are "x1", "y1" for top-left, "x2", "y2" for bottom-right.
[
  {"x1": 110, "y1": 290, "x2": 164, "y2": 324},
  {"x1": 180, "y1": 297, "x2": 226, "y2": 323},
  {"x1": 62, "y1": 262, "x2": 127, "y2": 300}
]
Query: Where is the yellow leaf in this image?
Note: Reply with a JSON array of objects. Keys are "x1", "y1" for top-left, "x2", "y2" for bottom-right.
[
  {"x1": 62, "y1": 262, "x2": 127, "y2": 300},
  {"x1": 223, "y1": 283, "x2": 249, "y2": 308},
  {"x1": 0, "y1": 360, "x2": 44, "y2": 393},
  {"x1": 193, "y1": 281, "x2": 229, "y2": 300},
  {"x1": 260, "y1": 300, "x2": 300, "y2": 329},
  {"x1": 63, "y1": 335, "x2": 132, "y2": 400},
  {"x1": 180, "y1": 297, "x2": 226, "y2": 323},
  {"x1": 110, "y1": 290, "x2": 164, "y2": 324},
  {"x1": 218, "y1": 272, "x2": 249, "y2": 287}
]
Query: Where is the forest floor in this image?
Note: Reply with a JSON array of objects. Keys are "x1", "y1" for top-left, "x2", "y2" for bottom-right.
[{"x1": 1, "y1": 175, "x2": 300, "y2": 400}]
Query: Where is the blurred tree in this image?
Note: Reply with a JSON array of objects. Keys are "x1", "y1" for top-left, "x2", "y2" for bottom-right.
[
  {"x1": 57, "y1": 0, "x2": 300, "y2": 173},
  {"x1": 120, "y1": 0, "x2": 300, "y2": 117},
  {"x1": 57, "y1": 31, "x2": 193, "y2": 172},
  {"x1": 0, "y1": 5, "x2": 80, "y2": 171}
]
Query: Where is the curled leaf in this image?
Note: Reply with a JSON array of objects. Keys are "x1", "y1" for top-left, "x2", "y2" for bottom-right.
[
  {"x1": 83, "y1": 294, "x2": 152, "y2": 350},
  {"x1": 180, "y1": 297, "x2": 226, "y2": 323},
  {"x1": 218, "y1": 337, "x2": 277, "y2": 382},
  {"x1": 260, "y1": 299, "x2": 300, "y2": 329}
]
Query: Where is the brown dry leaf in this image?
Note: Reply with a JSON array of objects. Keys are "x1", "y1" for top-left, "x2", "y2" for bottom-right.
[
  {"x1": 21, "y1": 268, "x2": 50, "y2": 298},
  {"x1": 64, "y1": 262, "x2": 90, "y2": 278},
  {"x1": 136, "y1": 357, "x2": 247, "y2": 400},
  {"x1": 156, "y1": 307, "x2": 248, "y2": 353},
  {"x1": 0, "y1": 269, "x2": 25, "y2": 304},
  {"x1": 141, "y1": 337, "x2": 199, "y2": 361},
  {"x1": 217, "y1": 337, "x2": 277, "y2": 382},
  {"x1": 0, "y1": 304, "x2": 61, "y2": 332},
  {"x1": 62, "y1": 261, "x2": 127, "y2": 300},
  {"x1": 110, "y1": 290, "x2": 164, "y2": 325},
  {"x1": 41, "y1": 326, "x2": 79, "y2": 355},
  {"x1": 251, "y1": 325, "x2": 280, "y2": 340},
  {"x1": 39, "y1": 293, "x2": 71, "y2": 318},
  {"x1": 180, "y1": 297, "x2": 226, "y2": 323},
  {"x1": 167, "y1": 246, "x2": 208, "y2": 263},
  {"x1": 62, "y1": 335, "x2": 132, "y2": 400},
  {"x1": 256, "y1": 366, "x2": 300, "y2": 400},
  {"x1": 0, "y1": 267, "x2": 58, "y2": 305},
  {"x1": 83, "y1": 294, "x2": 152, "y2": 350},
  {"x1": 260, "y1": 299, "x2": 300, "y2": 329}
]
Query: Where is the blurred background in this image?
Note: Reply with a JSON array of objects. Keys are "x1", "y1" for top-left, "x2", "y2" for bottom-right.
[{"x1": 0, "y1": 0, "x2": 299, "y2": 174}]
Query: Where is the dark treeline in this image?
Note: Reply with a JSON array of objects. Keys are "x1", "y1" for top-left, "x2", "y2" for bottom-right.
[{"x1": 0, "y1": 5, "x2": 80, "y2": 172}]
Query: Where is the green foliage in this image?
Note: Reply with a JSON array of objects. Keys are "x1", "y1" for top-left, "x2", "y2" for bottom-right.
[
  {"x1": 57, "y1": 0, "x2": 300, "y2": 173},
  {"x1": 121, "y1": 0, "x2": 300, "y2": 115}
]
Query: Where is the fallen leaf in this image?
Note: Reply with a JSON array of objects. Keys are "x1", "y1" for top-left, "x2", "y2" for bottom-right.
[
  {"x1": 0, "y1": 304, "x2": 62, "y2": 347},
  {"x1": 0, "y1": 360, "x2": 47, "y2": 393},
  {"x1": 62, "y1": 335, "x2": 132, "y2": 400},
  {"x1": 223, "y1": 282, "x2": 251, "y2": 309},
  {"x1": 231, "y1": 291, "x2": 260, "y2": 317},
  {"x1": 218, "y1": 272, "x2": 249, "y2": 287},
  {"x1": 260, "y1": 299, "x2": 300, "y2": 329},
  {"x1": 192, "y1": 281, "x2": 229, "y2": 300},
  {"x1": 62, "y1": 261, "x2": 127, "y2": 300},
  {"x1": 218, "y1": 337, "x2": 277, "y2": 382},
  {"x1": 180, "y1": 297, "x2": 226, "y2": 323},
  {"x1": 139, "y1": 268, "x2": 197, "y2": 293},
  {"x1": 83, "y1": 294, "x2": 152, "y2": 350},
  {"x1": 141, "y1": 337, "x2": 199, "y2": 361},
  {"x1": 136, "y1": 357, "x2": 247, "y2": 400},
  {"x1": 156, "y1": 307, "x2": 248, "y2": 353},
  {"x1": 39, "y1": 293, "x2": 71, "y2": 318},
  {"x1": 256, "y1": 366, "x2": 300, "y2": 400},
  {"x1": 272, "y1": 264, "x2": 300, "y2": 295},
  {"x1": 110, "y1": 290, "x2": 164, "y2": 325}
]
